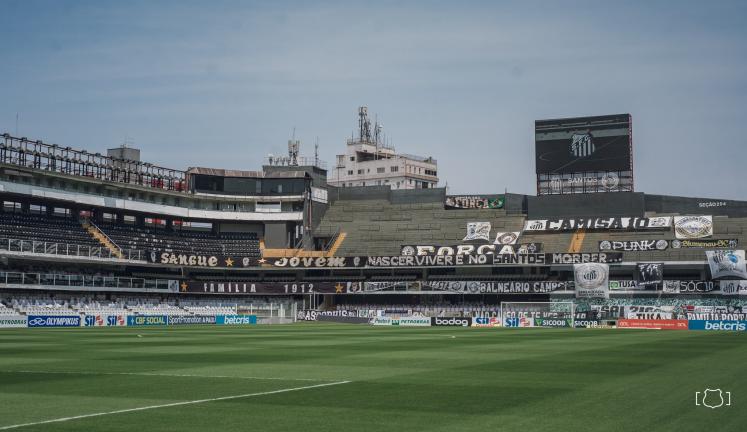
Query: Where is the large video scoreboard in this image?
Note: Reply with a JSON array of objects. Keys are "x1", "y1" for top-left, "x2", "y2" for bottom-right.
[{"x1": 535, "y1": 114, "x2": 633, "y2": 195}]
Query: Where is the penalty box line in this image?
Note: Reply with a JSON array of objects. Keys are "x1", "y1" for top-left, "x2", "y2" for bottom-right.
[
  {"x1": 0, "y1": 380, "x2": 352, "y2": 430},
  {"x1": 0, "y1": 370, "x2": 332, "y2": 382}
]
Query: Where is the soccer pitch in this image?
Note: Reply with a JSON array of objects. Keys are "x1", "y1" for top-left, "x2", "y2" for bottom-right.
[{"x1": 1, "y1": 324, "x2": 745, "y2": 431}]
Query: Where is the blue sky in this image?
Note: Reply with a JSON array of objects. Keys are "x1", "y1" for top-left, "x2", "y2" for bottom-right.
[{"x1": 1, "y1": 0, "x2": 745, "y2": 198}]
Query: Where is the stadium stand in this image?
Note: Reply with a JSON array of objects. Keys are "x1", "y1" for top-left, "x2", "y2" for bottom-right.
[
  {"x1": 0, "y1": 212, "x2": 99, "y2": 247},
  {"x1": 0, "y1": 301, "x2": 18, "y2": 315},
  {"x1": 96, "y1": 222, "x2": 261, "y2": 257},
  {"x1": 10, "y1": 297, "x2": 81, "y2": 316},
  {"x1": 0, "y1": 292, "x2": 292, "y2": 317},
  {"x1": 2, "y1": 130, "x2": 747, "y2": 328},
  {"x1": 315, "y1": 193, "x2": 527, "y2": 256}
]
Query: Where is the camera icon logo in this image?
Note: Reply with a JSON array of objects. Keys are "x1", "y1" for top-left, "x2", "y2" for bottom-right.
[{"x1": 695, "y1": 389, "x2": 731, "y2": 409}]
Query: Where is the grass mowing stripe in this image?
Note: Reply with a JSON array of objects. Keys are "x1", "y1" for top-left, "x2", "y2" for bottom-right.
[
  {"x1": 0, "y1": 370, "x2": 333, "y2": 382},
  {"x1": 0, "y1": 380, "x2": 352, "y2": 431}
]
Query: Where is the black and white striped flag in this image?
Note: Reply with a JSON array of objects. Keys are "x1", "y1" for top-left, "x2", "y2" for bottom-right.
[{"x1": 570, "y1": 133, "x2": 595, "y2": 158}]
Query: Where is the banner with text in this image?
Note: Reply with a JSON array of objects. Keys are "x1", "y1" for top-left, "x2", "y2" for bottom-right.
[{"x1": 574, "y1": 263, "x2": 609, "y2": 298}]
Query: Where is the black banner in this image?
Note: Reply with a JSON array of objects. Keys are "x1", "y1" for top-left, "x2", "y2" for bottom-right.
[
  {"x1": 180, "y1": 280, "x2": 571, "y2": 295},
  {"x1": 636, "y1": 263, "x2": 663, "y2": 288},
  {"x1": 445, "y1": 195, "x2": 504, "y2": 209},
  {"x1": 422, "y1": 281, "x2": 567, "y2": 293},
  {"x1": 494, "y1": 253, "x2": 623, "y2": 265},
  {"x1": 431, "y1": 317, "x2": 472, "y2": 327},
  {"x1": 149, "y1": 251, "x2": 257, "y2": 268},
  {"x1": 599, "y1": 240, "x2": 669, "y2": 252},
  {"x1": 271, "y1": 252, "x2": 622, "y2": 268},
  {"x1": 400, "y1": 243, "x2": 542, "y2": 256},
  {"x1": 524, "y1": 217, "x2": 671, "y2": 232},
  {"x1": 671, "y1": 239, "x2": 738, "y2": 249},
  {"x1": 181, "y1": 281, "x2": 342, "y2": 294},
  {"x1": 270, "y1": 255, "x2": 494, "y2": 268}
]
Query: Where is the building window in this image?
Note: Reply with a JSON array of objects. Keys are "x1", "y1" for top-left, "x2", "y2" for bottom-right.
[
  {"x1": 350, "y1": 156, "x2": 355, "y2": 162},
  {"x1": 348, "y1": 170, "x2": 353, "y2": 175},
  {"x1": 358, "y1": 169, "x2": 364, "y2": 175},
  {"x1": 390, "y1": 166, "x2": 398, "y2": 172},
  {"x1": 377, "y1": 167, "x2": 385, "y2": 173},
  {"x1": 425, "y1": 169, "x2": 437, "y2": 176}
]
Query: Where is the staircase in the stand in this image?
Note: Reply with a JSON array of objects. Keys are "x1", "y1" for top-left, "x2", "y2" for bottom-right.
[
  {"x1": 82, "y1": 220, "x2": 124, "y2": 259},
  {"x1": 568, "y1": 228, "x2": 586, "y2": 253},
  {"x1": 260, "y1": 231, "x2": 347, "y2": 259},
  {"x1": 325, "y1": 231, "x2": 346, "y2": 256}
]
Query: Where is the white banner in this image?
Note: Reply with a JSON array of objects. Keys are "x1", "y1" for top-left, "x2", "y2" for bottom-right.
[
  {"x1": 674, "y1": 215, "x2": 713, "y2": 239},
  {"x1": 524, "y1": 217, "x2": 671, "y2": 232},
  {"x1": 0, "y1": 315, "x2": 27, "y2": 328},
  {"x1": 624, "y1": 306, "x2": 675, "y2": 320},
  {"x1": 706, "y1": 250, "x2": 747, "y2": 279},
  {"x1": 574, "y1": 263, "x2": 609, "y2": 298},
  {"x1": 463, "y1": 222, "x2": 491, "y2": 241},
  {"x1": 493, "y1": 232, "x2": 520, "y2": 245},
  {"x1": 720, "y1": 280, "x2": 747, "y2": 295},
  {"x1": 663, "y1": 280, "x2": 680, "y2": 294},
  {"x1": 310, "y1": 187, "x2": 328, "y2": 204},
  {"x1": 609, "y1": 280, "x2": 640, "y2": 290},
  {"x1": 664, "y1": 280, "x2": 717, "y2": 294}
]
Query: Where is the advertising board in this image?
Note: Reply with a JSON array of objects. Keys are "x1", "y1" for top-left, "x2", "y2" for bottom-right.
[
  {"x1": 216, "y1": 315, "x2": 257, "y2": 325},
  {"x1": 472, "y1": 317, "x2": 501, "y2": 327},
  {"x1": 616, "y1": 319, "x2": 687, "y2": 330},
  {"x1": 168, "y1": 315, "x2": 217, "y2": 325},
  {"x1": 27, "y1": 315, "x2": 81, "y2": 328},
  {"x1": 534, "y1": 317, "x2": 572, "y2": 328},
  {"x1": 688, "y1": 320, "x2": 747, "y2": 331},
  {"x1": 83, "y1": 315, "x2": 107, "y2": 327},
  {"x1": 371, "y1": 317, "x2": 431, "y2": 327},
  {"x1": 431, "y1": 317, "x2": 472, "y2": 327},
  {"x1": 0, "y1": 315, "x2": 28, "y2": 328},
  {"x1": 126, "y1": 315, "x2": 168, "y2": 326}
]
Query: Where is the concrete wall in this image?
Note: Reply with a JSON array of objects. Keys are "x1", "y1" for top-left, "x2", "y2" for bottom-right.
[
  {"x1": 645, "y1": 194, "x2": 747, "y2": 217},
  {"x1": 527, "y1": 192, "x2": 646, "y2": 218},
  {"x1": 264, "y1": 222, "x2": 291, "y2": 248}
]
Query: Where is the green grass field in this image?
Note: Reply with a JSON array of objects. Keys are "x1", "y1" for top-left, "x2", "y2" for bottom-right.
[{"x1": 1, "y1": 324, "x2": 745, "y2": 431}]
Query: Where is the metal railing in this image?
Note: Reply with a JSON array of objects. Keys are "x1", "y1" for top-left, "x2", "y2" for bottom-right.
[
  {"x1": 323, "y1": 228, "x2": 341, "y2": 251},
  {"x1": 85, "y1": 219, "x2": 123, "y2": 253},
  {"x1": 0, "y1": 271, "x2": 174, "y2": 290},
  {"x1": 0, "y1": 238, "x2": 143, "y2": 261}
]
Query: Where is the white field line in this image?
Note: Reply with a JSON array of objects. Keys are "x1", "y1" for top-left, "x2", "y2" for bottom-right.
[
  {"x1": 0, "y1": 370, "x2": 330, "y2": 382},
  {"x1": 0, "y1": 380, "x2": 351, "y2": 430}
]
